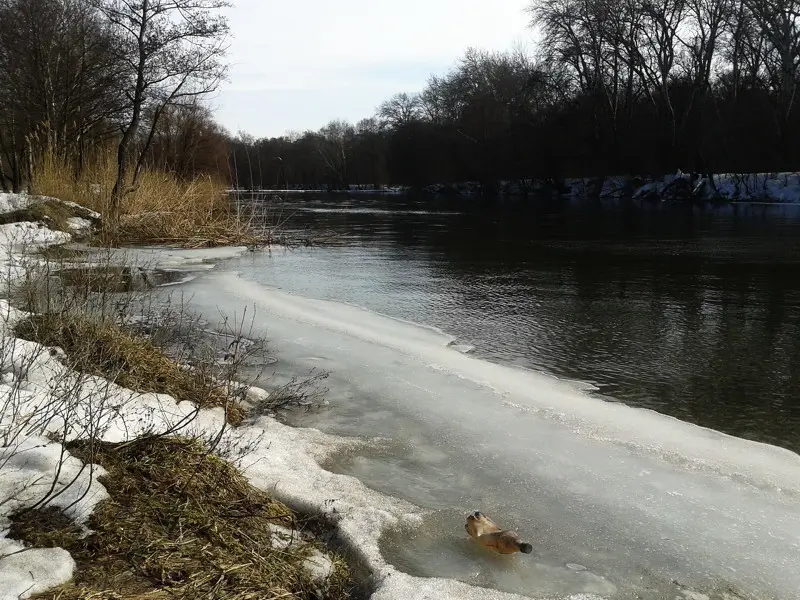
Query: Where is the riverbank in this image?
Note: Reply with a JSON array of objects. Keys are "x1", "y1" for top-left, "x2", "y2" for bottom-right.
[
  {"x1": 0, "y1": 193, "x2": 557, "y2": 600},
  {"x1": 237, "y1": 171, "x2": 800, "y2": 203},
  {"x1": 0, "y1": 195, "x2": 355, "y2": 599}
]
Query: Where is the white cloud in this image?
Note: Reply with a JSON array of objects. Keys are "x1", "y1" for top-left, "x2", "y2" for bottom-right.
[{"x1": 216, "y1": 0, "x2": 533, "y2": 137}]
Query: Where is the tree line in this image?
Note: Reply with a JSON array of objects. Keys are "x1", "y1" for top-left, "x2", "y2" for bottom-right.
[
  {"x1": 0, "y1": 0, "x2": 231, "y2": 219},
  {"x1": 230, "y1": 0, "x2": 800, "y2": 191},
  {"x1": 2, "y1": 0, "x2": 799, "y2": 196}
]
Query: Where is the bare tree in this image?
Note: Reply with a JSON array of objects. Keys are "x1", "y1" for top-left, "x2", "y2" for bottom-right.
[
  {"x1": 681, "y1": 0, "x2": 729, "y2": 92},
  {"x1": 378, "y1": 92, "x2": 422, "y2": 129},
  {"x1": 91, "y1": 0, "x2": 230, "y2": 229},
  {"x1": 637, "y1": 0, "x2": 687, "y2": 146},
  {"x1": 722, "y1": 0, "x2": 763, "y2": 100},
  {"x1": 743, "y1": 0, "x2": 800, "y2": 155},
  {"x1": 317, "y1": 120, "x2": 354, "y2": 187},
  {"x1": 0, "y1": 0, "x2": 123, "y2": 190},
  {"x1": 529, "y1": 0, "x2": 633, "y2": 160}
]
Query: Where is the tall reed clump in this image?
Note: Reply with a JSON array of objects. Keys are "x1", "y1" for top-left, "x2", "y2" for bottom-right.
[{"x1": 32, "y1": 145, "x2": 262, "y2": 248}]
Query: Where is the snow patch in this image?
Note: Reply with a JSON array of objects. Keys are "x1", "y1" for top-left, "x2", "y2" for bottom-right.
[
  {"x1": 566, "y1": 171, "x2": 800, "y2": 203},
  {"x1": 65, "y1": 217, "x2": 93, "y2": 235},
  {"x1": 0, "y1": 222, "x2": 70, "y2": 249},
  {"x1": 0, "y1": 194, "x2": 32, "y2": 214},
  {"x1": 54, "y1": 200, "x2": 100, "y2": 221},
  {"x1": 0, "y1": 547, "x2": 75, "y2": 600}
]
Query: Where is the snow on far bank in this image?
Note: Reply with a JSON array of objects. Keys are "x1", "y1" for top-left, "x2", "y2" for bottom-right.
[
  {"x1": 709, "y1": 172, "x2": 800, "y2": 202},
  {"x1": 230, "y1": 171, "x2": 800, "y2": 203},
  {"x1": 570, "y1": 171, "x2": 800, "y2": 203}
]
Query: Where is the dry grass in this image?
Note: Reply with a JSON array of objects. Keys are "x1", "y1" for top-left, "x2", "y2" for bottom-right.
[
  {"x1": 14, "y1": 313, "x2": 245, "y2": 425},
  {"x1": 36, "y1": 245, "x2": 91, "y2": 260},
  {"x1": 9, "y1": 437, "x2": 354, "y2": 600},
  {"x1": 32, "y1": 146, "x2": 262, "y2": 248}
]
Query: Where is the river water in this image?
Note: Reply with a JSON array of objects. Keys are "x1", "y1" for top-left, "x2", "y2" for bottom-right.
[{"x1": 177, "y1": 194, "x2": 800, "y2": 599}]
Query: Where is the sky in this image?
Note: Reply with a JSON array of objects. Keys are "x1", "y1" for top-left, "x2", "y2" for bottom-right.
[{"x1": 213, "y1": 0, "x2": 533, "y2": 139}]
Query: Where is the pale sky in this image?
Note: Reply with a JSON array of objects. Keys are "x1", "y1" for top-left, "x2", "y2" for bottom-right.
[{"x1": 213, "y1": 0, "x2": 533, "y2": 139}]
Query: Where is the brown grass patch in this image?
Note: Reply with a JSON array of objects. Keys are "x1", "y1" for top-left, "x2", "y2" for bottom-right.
[
  {"x1": 9, "y1": 437, "x2": 353, "y2": 599},
  {"x1": 14, "y1": 313, "x2": 245, "y2": 425},
  {"x1": 32, "y1": 146, "x2": 262, "y2": 248}
]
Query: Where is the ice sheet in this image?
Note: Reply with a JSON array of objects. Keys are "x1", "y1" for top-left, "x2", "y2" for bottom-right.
[{"x1": 177, "y1": 268, "x2": 800, "y2": 599}]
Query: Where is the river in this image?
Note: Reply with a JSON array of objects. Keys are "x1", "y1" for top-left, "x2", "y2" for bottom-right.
[{"x1": 176, "y1": 193, "x2": 800, "y2": 599}]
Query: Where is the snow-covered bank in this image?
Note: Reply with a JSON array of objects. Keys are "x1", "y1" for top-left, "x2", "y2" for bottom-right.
[
  {"x1": 524, "y1": 171, "x2": 800, "y2": 202},
  {"x1": 625, "y1": 171, "x2": 800, "y2": 202},
  {"x1": 0, "y1": 203, "x2": 107, "y2": 598}
]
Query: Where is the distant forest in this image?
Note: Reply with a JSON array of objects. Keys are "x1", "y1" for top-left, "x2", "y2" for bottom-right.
[
  {"x1": 230, "y1": 0, "x2": 800, "y2": 190},
  {"x1": 2, "y1": 0, "x2": 800, "y2": 194}
]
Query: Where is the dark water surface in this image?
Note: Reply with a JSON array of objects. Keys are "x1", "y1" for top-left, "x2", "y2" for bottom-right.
[{"x1": 247, "y1": 193, "x2": 800, "y2": 454}]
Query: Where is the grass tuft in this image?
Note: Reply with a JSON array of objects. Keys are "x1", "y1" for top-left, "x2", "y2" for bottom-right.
[
  {"x1": 9, "y1": 506, "x2": 83, "y2": 550},
  {"x1": 10, "y1": 437, "x2": 354, "y2": 599},
  {"x1": 14, "y1": 313, "x2": 245, "y2": 425}
]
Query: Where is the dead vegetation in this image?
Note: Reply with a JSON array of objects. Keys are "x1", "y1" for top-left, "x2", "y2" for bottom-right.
[
  {"x1": 0, "y1": 199, "x2": 75, "y2": 232},
  {"x1": 9, "y1": 437, "x2": 354, "y2": 600},
  {"x1": 32, "y1": 146, "x2": 268, "y2": 248}
]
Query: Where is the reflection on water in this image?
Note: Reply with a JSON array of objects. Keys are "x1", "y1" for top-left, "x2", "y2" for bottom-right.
[{"x1": 241, "y1": 194, "x2": 800, "y2": 454}]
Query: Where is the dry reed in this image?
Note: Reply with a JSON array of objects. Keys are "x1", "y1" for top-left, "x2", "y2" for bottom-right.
[{"x1": 31, "y1": 146, "x2": 263, "y2": 247}]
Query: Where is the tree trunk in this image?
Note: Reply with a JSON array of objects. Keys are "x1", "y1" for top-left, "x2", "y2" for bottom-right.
[
  {"x1": 10, "y1": 129, "x2": 21, "y2": 193},
  {"x1": 25, "y1": 134, "x2": 33, "y2": 192},
  {"x1": 131, "y1": 105, "x2": 164, "y2": 189},
  {"x1": 110, "y1": 0, "x2": 150, "y2": 238},
  {"x1": 0, "y1": 157, "x2": 8, "y2": 193}
]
